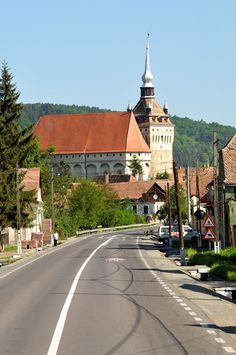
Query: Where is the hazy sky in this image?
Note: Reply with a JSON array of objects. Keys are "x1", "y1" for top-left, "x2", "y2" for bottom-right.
[{"x1": 2, "y1": 0, "x2": 236, "y2": 127}]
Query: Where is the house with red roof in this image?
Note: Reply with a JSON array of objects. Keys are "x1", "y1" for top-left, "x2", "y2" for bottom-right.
[
  {"x1": 6, "y1": 168, "x2": 44, "y2": 246},
  {"x1": 108, "y1": 180, "x2": 167, "y2": 219},
  {"x1": 219, "y1": 132, "x2": 236, "y2": 246}
]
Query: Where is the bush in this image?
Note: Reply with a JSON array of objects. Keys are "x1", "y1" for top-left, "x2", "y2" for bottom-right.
[
  {"x1": 211, "y1": 263, "x2": 236, "y2": 281},
  {"x1": 112, "y1": 209, "x2": 136, "y2": 226},
  {"x1": 4, "y1": 244, "x2": 17, "y2": 252},
  {"x1": 187, "y1": 247, "x2": 236, "y2": 281},
  {"x1": 185, "y1": 248, "x2": 198, "y2": 259}
]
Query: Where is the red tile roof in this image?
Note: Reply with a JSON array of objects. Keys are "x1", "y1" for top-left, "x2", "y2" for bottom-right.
[
  {"x1": 33, "y1": 111, "x2": 150, "y2": 154},
  {"x1": 221, "y1": 132, "x2": 236, "y2": 184},
  {"x1": 21, "y1": 168, "x2": 40, "y2": 191},
  {"x1": 108, "y1": 179, "x2": 168, "y2": 200},
  {"x1": 178, "y1": 167, "x2": 214, "y2": 198}
]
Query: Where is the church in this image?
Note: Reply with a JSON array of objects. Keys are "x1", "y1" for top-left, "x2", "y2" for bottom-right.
[{"x1": 33, "y1": 36, "x2": 174, "y2": 180}]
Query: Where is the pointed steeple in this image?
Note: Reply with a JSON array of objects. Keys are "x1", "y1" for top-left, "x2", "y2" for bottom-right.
[
  {"x1": 141, "y1": 33, "x2": 155, "y2": 98},
  {"x1": 142, "y1": 33, "x2": 154, "y2": 88}
]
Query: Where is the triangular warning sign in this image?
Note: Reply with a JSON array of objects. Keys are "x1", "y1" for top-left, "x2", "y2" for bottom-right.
[
  {"x1": 203, "y1": 229, "x2": 215, "y2": 240},
  {"x1": 203, "y1": 215, "x2": 215, "y2": 228}
]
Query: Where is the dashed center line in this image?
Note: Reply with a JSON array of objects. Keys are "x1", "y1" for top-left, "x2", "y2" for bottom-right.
[
  {"x1": 215, "y1": 338, "x2": 226, "y2": 344},
  {"x1": 223, "y1": 347, "x2": 236, "y2": 353},
  {"x1": 137, "y1": 237, "x2": 236, "y2": 354}
]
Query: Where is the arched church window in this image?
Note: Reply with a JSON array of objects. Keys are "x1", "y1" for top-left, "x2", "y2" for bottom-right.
[
  {"x1": 74, "y1": 164, "x2": 82, "y2": 177},
  {"x1": 114, "y1": 163, "x2": 124, "y2": 175},
  {"x1": 100, "y1": 163, "x2": 110, "y2": 175},
  {"x1": 87, "y1": 164, "x2": 97, "y2": 179}
]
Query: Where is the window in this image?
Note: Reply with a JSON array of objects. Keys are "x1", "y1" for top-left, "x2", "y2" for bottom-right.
[
  {"x1": 114, "y1": 163, "x2": 124, "y2": 174},
  {"x1": 144, "y1": 206, "x2": 149, "y2": 214}
]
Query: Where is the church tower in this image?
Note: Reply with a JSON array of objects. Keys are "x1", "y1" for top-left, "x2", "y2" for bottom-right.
[{"x1": 133, "y1": 34, "x2": 174, "y2": 178}]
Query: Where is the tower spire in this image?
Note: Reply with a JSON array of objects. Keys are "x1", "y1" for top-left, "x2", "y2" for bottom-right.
[
  {"x1": 142, "y1": 33, "x2": 154, "y2": 88},
  {"x1": 140, "y1": 33, "x2": 155, "y2": 98}
]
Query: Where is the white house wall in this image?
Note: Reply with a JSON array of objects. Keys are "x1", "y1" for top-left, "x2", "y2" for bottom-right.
[{"x1": 52, "y1": 151, "x2": 151, "y2": 180}]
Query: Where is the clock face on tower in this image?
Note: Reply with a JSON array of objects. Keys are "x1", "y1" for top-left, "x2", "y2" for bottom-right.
[{"x1": 153, "y1": 194, "x2": 158, "y2": 200}]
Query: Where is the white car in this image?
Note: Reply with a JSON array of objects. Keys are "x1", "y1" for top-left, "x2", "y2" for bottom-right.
[
  {"x1": 156, "y1": 225, "x2": 173, "y2": 239},
  {"x1": 158, "y1": 224, "x2": 200, "y2": 244}
]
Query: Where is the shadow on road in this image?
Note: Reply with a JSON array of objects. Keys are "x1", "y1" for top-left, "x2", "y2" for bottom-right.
[
  {"x1": 187, "y1": 323, "x2": 236, "y2": 335},
  {"x1": 180, "y1": 283, "x2": 213, "y2": 296},
  {"x1": 106, "y1": 243, "x2": 159, "y2": 251}
]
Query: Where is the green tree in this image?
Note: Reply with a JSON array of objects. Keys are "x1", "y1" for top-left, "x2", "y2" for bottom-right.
[
  {"x1": 0, "y1": 62, "x2": 36, "y2": 250},
  {"x1": 68, "y1": 180, "x2": 120, "y2": 230},
  {"x1": 128, "y1": 155, "x2": 143, "y2": 177},
  {"x1": 156, "y1": 170, "x2": 170, "y2": 179},
  {"x1": 157, "y1": 184, "x2": 187, "y2": 222}
]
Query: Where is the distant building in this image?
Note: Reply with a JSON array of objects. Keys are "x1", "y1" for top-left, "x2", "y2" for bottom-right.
[
  {"x1": 33, "y1": 111, "x2": 151, "y2": 180},
  {"x1": 108, "y1": 180, "x2": 167, "y2": 218},
  {"x1": 133, "y1": 34, "x2": 174, "y2": 177},
  {"x1": 219, "y1": 132, "x2": 236, "y2": 246},
  {"x1": 5, "y1": 168, "x2": 43, "y2": 245},
  {"x1": 33, "y1": 35, "x2": 173, "y2": 180}
]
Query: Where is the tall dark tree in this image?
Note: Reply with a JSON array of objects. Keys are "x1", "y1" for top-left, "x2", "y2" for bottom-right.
[{"x1": 0, "y1": 62, "x2": 36, "y2": 250}]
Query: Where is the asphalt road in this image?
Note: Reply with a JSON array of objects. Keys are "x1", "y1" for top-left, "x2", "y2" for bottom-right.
[{"x1": 0, "y1": 230, "x2": 235, "y2": 355}]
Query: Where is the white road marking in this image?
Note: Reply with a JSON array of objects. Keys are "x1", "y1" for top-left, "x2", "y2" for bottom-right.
[
  {"x1": 207, "y1": 330, "x2": 217, "y2": 335},
  {"x1": 137, "y1": 237, "x2": 235, "y2": 351},
  {"x1": 223, "y1": 347, "x2": 236, "y2": 353},
  {"x1": 0, "y1": 235, "x2": 91, "y2": 280},
  {"x1": 194, "y1": 317, "x2": 203, "y2": 322},
  {"x1": 47, "y1": 236, "x2": 115, "y2": 355},
  {"x1": 106, "y1": 258, "x2": 124, "y2": 262},
  {"x1": 215, "y1": 338, "x2": 226, "y2": 344},
  {"x1": 189, "y1": 311, "x2": 197, "y2": 316}
]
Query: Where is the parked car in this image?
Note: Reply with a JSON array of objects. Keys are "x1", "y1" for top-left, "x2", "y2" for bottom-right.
[
  {"x1": 155, "y1": 225, "x2": 173, "y2": 239},
  {"x1": 171, "y1": 225, "x2": 194, "y2": 237},
  {"x1": 158, "y1": 225, "x2": 200, "y2": 245}
]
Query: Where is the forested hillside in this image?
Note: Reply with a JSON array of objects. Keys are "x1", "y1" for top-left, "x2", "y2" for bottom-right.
[
  {"x1": 171, "y1": 115, "x2": 235, "y2": 166},
  {"x1": 20, "y1": 103, "x2": 235, "y2": 167}
]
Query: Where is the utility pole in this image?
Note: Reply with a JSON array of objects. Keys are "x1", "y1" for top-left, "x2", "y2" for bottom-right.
[
  {"x1": 213, "y1": 132, "x2": 220, "y2": 252},
  {"x1": 196, "y1": 162, "x2": 202, "y2": 247},
  {"x1": 16, "y1": 164, "x2": 22, "y2": 256},
  {"x1": 167, "y1": 182, "x2": 172, "y2": 246},
  {"x1": 186, "y1": 166, "x2": 191, "y2": 225},
  {"x1": 173, "y1": 161, "x2": 186, "y2": 265},
  {"x1": 51, "y1": 167, "x2": 55, "y2": 236}
]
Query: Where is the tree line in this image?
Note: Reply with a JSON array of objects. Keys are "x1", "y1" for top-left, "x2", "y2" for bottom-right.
[
  {"x1": 20, "y1": 105, "x2": 235, "y2": 168},
  {"x1": 0, "y1": 64, "x2": 144, "y2": 250}
]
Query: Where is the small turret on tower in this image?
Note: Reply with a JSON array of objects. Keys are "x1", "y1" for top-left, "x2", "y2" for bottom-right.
[
  {"x1": 127, "y1": 102, "x2": 133, "y2": 112},
  {"x1": 163, "y1": 102, "x2": 169, "y2": 115}
]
